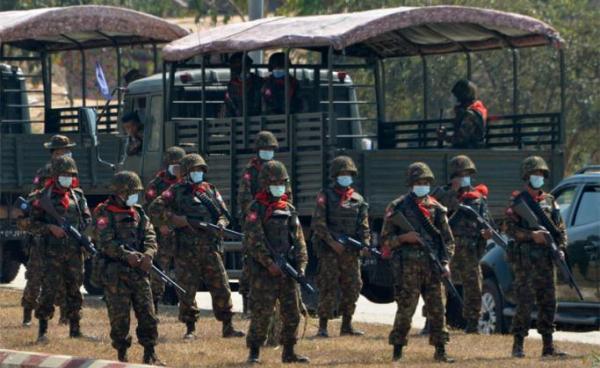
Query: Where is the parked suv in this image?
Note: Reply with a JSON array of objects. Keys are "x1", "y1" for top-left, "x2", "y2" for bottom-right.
[{"x1": 478, "y1": 166, "x2": 600, "y2": 334}]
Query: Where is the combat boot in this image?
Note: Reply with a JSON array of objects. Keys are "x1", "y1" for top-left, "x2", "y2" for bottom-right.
[
  {"x1": 392, "y1": 345, "x2": 403, "y2": 361},
  {"x1": 316, "y1": 318, "x2": 328, "y2": 338},
  {"x1": 58, "y1": 307, "x2": 68, "y2": 325},
  {"x1": 464, "y1": 319, "x2": 479, "y2": 334},
  {"x1": 143, "y1": 346, "x2": 165, "y2": 366},
  {"x1": 434, "y1": 344, "x2": 455, "y2": 363},
  {"x1": 247, "y1": 345, "x2": 260, "y2": 364},
  {"x1": 69, "y1": 319, "x2": 82, "y2": 338},
  {"x1": 222, "y1": 319, "x2": 245, "y2": 338},
  {"x1": 117, "y1": 347, "x2": 128, "y2": 362},
  {"x1": 282, "y1": 344, "x2": 310, "y2": 364},
  {"x1": 542, "y1": 334, "x2": 567, "y2": 357},
  {"x1": 22, "y1": 307, "x2": 32, "y2": 327},
  {"x1": 37, "y1": 319, "x2": 48, "y2": 343},
  {"x1": 183, "y1": 321, "x2": 196, "y2": 340},
  {"x1": 511, "y1": 335, "x2": 525, "y2": 358},
  {"x1": 340, "y1": 315, "x2": 364, "y2": 336}
]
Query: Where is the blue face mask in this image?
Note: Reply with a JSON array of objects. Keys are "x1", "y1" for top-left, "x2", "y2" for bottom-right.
[
  {"x1": 529, "y1": 175, "x2": 544, "y2": 189},
  {"x1": 258, "y1": 150, "x2": 274, "y2": 161},
  {"x1": 272, "y1": 69, "x2": 286, "y2": 79},
  {"x1": 126, "y1": 193, "x2": 139, "y2": 207},
  {"x1": 337, "y1": 175, "x2": 353, "y2": 187},
  {"x1": 269, "y1": 185, "x2": 286, "y2": 198},
  {"x1": 190, "y1": 171, "x2": 204, "y2": 184},
  {"x1": 58, "y1": 175, "x2": 73, "y2": 188},
  {"x1": 413, "y1": 185, "x2": 430, "y2": 198},
  {"x1": 460, "y1": 176, "x2": 471, "y2": 188}
]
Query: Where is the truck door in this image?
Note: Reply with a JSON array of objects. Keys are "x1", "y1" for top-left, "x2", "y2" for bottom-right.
[{"x1": 140, "y1": 95, "x2": 163, "y2": 183}]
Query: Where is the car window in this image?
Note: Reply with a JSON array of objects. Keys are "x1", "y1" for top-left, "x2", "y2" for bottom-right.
[
  {"x1": 573, "y1": 185, "x2": 600, "y2": 227},
  {"x1": 554, "y1": 185, "x2": 578, "y2": 221}
]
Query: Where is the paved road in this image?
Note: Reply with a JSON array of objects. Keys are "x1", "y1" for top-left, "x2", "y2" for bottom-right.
[{"x1": 4, "y1": 266, "x2": 599, "y2": 345}]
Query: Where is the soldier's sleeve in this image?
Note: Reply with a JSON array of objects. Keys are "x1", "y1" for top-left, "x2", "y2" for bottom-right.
[
  {"x1": 93, "y1": 207, "x2": 130, "y2": 261},
  {"x1": 77, "y1": 191, "x2": 92, "y2": 230},
  {"x1": 243, "y1": 205, "x2": 274, "y2": 268},
  {"x1": 148, "y1": 187, "x2": 175, "y2": 229},
  {"x1": 292, "y1": 212, "x2": 308, "y2": 274},
  {"x1": 431, "y1": 185, "x2": 459, "y2": 213},
  {"x1": 436, "y1": 205, "x2": 455, "y2": 263},
  {"x1": 480, "y1": 198, "x2": 497, "y2": 229},
  {"x1": 18, "y1": 192, "x2": 50, "y2": 236},
  {"x1": 381, "y1": 201, "x2": 402, "y2": 250},
  {"x1": 310, "y1": 190, "x2": 335, "y2": 246},
  {"x1": 237, "y1": 168, "x2": 253, "y2": 217},
  {"x1": 141, "y1": 210, "x2": 158, "y2": 258},
  {"x1": 358, "y1": 200, "x2": 371, "y2": 246},
  {"x1": 551, "y1": 197, "x2": 568, "y2": 251},
  {"x1": 505, "y1": 197, "x2": 535, "y2": 242},
  {"x1": 212, "y1": 187, "x2": 230, "y2": 228},
  {"x1": 144, "y1": 178, "x2": 159, "y2": 205}
]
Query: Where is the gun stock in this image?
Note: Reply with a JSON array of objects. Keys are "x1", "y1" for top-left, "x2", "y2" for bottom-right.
[{"x1": 457, "y1": 203, "x2": 507, "y2": 249}]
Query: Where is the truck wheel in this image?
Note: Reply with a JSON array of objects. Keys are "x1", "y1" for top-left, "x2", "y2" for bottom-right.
[
  {"x1": 480, "y1": 278, "x2": 507, "y2": 334},
  {"x1": 1, "y1": 245, "x2": 21, "y2": 283},
  {"x1": 83, "y1": 259, "x2": 103, "y2": 295}
]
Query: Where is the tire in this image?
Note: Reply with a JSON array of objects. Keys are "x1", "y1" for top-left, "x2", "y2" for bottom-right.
[
  {"x1": 360, "y1": 283, "x2": 394, "y2": 304},
  {"x1": 83, "y1": 258, "x2": 103, "y2": 295},
  {"x1": 479, "y1": 278, "x2": 508, "y2": 334},
  {"x1": 1, "y1": 244, "x2": 21, "y2": 283}
]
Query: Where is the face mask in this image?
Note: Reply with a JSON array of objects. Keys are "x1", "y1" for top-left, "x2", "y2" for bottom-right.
[
  {"x1": 190, "y1": 171, "x2": 204, "y2": 184},
  {"x1": 459, "y1": 176, "x2": 471, "y2": 188},
  {"x1": 61, "y1": 152, "x2": 72, "y2": 159},
  {"x1": 529, "y1": 175, "x2": 544, "y2": 189},
  {"x1": 413, "y1": 185, "x2": 430, "y2": 197},
  {"x1": 126, "y1": 193, "x2": 139, "y2": 207},
  {"x1": 269, "y1": 185, "x2": 286, "y2": 198},
  {"x1": 168, "y1": 164, "x2": 179, "y2": 176},
  {"x1": 258, "y1": 150, "x2": 274, "y2": 161},
  {"x1": 58, "y1": 176, "x2": 73, "y2": 188},
  {"x1": 337, "y1": 175, "x2": 353, "y2": 187},
  {"x1": 272, "y1": 69, "x2": 286, "y2": 79}
]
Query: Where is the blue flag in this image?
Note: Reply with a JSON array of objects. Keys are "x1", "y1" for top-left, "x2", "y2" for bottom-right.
[{"x1": 95, "y1": 62, "x2": 112, "y2": 100}]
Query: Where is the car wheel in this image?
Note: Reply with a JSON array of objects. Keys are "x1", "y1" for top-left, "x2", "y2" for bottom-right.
[{"x1": 479, "y1": 278, "x2": 507, "y2": 334}]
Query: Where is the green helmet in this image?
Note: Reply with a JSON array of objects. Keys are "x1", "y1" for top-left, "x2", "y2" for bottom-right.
[
  {"x1": 44, "y1": 134, "x2": 76, "y2": 150},
  {"x1": 330, "y1": 156, "x2": 358, "y2": 177},
  {"x1": 406, "y1": 162, "x2": 434, "y2": 186},
  {"x1": 255, "y1": 131, "x2": 279, "y2": 149},
  {"x1": 164, "y1": 146, "x2": 186, "y2": 165},
  {"x1": 111, "y1": 171, "x2": 143, "y2": 194},
  {"x1": 449, "y1": 155, "x2": 477, "y2": 178},
  {"x1": 51, "y1": 156, "x2": 78, "y2": 176},
  {"x1": 180, "y1": 153, "x2": 208, "y2": 175},
  {"x1": 259, "y1": 160, "x2": 289, "y2": 187},
  {"x1": 521, "y1": 156, "x2": 549, "y2": 179}
]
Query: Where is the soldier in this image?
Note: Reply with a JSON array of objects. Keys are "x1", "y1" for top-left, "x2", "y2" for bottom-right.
[
  {"x1": 437, "y1": 79, "x2": 488, "y2": 148},
  {"x1": 93, "y1": 171, "x2": 163, "y2": 365},
  {"x1": 244, "y1": 160, "x2": 309, "y2": 364},
  {"x1": 22, "y1": 135, "x2": 75, "y2": 326},
  {"x1": 223, "y1": 52, "x2": 263, "y2": 117},
  {"x1": 122, "y1": 111, "x2": 143, "y2": 156},
  {"x1": 262, "y1": 52, "x2": 302, "y2": 115},
  {"x1": 506, "y1": 156, "x2": 568, "y2": 358},
  {"x1": 145, "y1": 146, "x2": 186, "y2": 314},
  {"x1": 148, "y1": 153, "x2": 244, "y2": 339},
  {"x1": 311, "y1": 156, "x2": 369, "y2": 338},
  {"x1": 381, "y1": 162, "x2": 455, "y2": 363},
  {"x1": 432, "y1": 155, "x2": 493, "y2": 333},
  {"x1": 19, "y1": 156, "x2": 91, "y2": 343}
]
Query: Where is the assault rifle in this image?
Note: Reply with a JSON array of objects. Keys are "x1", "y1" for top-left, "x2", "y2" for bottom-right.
[
  {"x1": 187, "y1": 217, "x2": 244, "y2": 239},
  {"x1": 331, "y1": 232, "x2": 382, "y2": 259},
  {"x1": 456, "y1": 204, "x2": 508, "y2": 249}
]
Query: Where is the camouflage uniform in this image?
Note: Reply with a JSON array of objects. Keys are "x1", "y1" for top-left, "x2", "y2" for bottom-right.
[
  {"x1": 262, "y1": 53, "x2": 302, "y2": 114},
  {"x1": 94, "y1": 171, "x2": 162, "y2": 365},
  {"x1": 432, "y1": 155, "x2": 493, "y2": 332},
  {"x1": 446, "y1": 80, "x2": 488, "y2": 149},
  {"x1": 244, "y1": 160, "x2": 309, "y2": 364},
  {"x1": 381, "y1": 162, "x2": 455, "y2": 362},
  {"x1": 19, "y1": 157, "x2": 91, "y2": 342},
  {"x1": 506, "y1": 156, "x2": 567, "y2": 358},
  {"x1": 148, "y1": 154, "x2": 243, "y2": 339},
  {"x1": 145, "y1": 147, "x2": 185, "y2": 308},
  {"x1": 311, "y1": 156, "x2": 369, "y2": 337},
  {"x1": 223, "y1": 52, "x2": 263, "y2": 117}
]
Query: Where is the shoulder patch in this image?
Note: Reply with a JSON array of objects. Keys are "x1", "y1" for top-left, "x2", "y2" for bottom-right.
[
  {"x1": 33, "y1": 176, "x2": 40, "y2": 184},
  {"x1": 246, "y1": 211, "x2": 258, "y2": 223},
  {"x1": 317, "y1": 193, "x2": 327, "y2": 206},
  {"x1": 146, "y1": 187, "x2": 157, "y2": 199},
  {"x1": 385, "y1": 207, "x2": 394, "y2": 218},
  {"x1": 162, "y1": 189, "x2": 173, "y2": 200},
  {"x1": 243, "y1": 171, "x2": 252, "y2": 182},
  {"x1": 511, "y1": 190, "x2": 520, "y2": 198},
  {"x1": 96, "y1": 216, "x2": 109, "y2": 230}
]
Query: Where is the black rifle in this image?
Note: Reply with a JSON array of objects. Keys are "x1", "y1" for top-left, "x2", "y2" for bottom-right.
[
  {"x1": 457, "y1": 203, "x2": 508, "y2": 249},
  {"x1": 391, "y1": 209, "x2": 463, "y2": 307},
  {"x1": 269, "y1": 246, "x2": 316, "y2": 295},
  {"x1": 512, "y1": 199, "x2": 584, "y2": 301},
  {"x1": 187, "y1": 218, "x2": 244, "y2": 239},
  {"x1": 332, "y1": 232, "x2": 382, "y2": 259},
  {"x1": 121, "y1": 244, "x2": 186, "y2": 295}
]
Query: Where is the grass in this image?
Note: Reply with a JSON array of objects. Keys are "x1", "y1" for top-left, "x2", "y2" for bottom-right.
[{"x1": 0, "y1": 288, "x2": 597, "y2": 367}]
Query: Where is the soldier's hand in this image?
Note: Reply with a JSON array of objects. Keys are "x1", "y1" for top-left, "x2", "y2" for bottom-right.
[
  {"x1": 558, "y1": 250, "x2": 565, "y2": 261},
  {"x1": 267, "y1": 263, "x2": 283, "y2": 277},
  {"x1": 481, "y1": 229, "x2": 493, "y2": 240},
  {"x1": 47, "y1": 224, "x2": 66, "y2": 238},
  {"x1": 159, "y1": 225, "x2": 171, "y2": 236},
  {"x1": 441, "y1": 264, "x2": 451, "y2": 278},
  {"x1": 126, "y1": 252, "x2": 141, "y2": 268},
  {"x1": 330, "y1": 241, "x2": 345, "y2": 255},
  {"x1": 171, "y1": 214, "x2": 190, "y2": 229},
  {"x1": 216, "y1": 222, "x2": 225, "y2": 237},
  {"x1": 140, "y1": 254, "x2": 153, "y2": 273},
  {"x1": 401, "y1": 231, "x2": 422, "y2": 245},
  {"x1": 531, "y1": 230, "x2": 548, "y2": 245}
]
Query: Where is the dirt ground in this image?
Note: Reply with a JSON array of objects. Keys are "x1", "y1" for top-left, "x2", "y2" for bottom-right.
[{"x1": 0, "y1": 288, "x2": 598, "y2": 367}]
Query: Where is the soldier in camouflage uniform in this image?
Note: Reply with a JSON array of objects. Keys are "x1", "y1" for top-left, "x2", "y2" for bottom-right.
[
  {"x1": 21, "y1": 135, "x2": 74, "y2": 327},
  {"x1": 506, "y1": 156, "x2": 567, "y2": 358},
  {"x1": 311, "y1": 156, "x2": 369, "y2": 338},
  {"x1": 222, "y1": 52, "x2": 263, "y2": 117},
  {"x1": 432, "y1": 155, "x2": 493, "y2": 333},
  {"x1": 148, "y1": 153, "x2": 244, "y2": 339},
  {"x1": 381, "y1": 162, "x2": 455, "y2": 363},
  {"x1": 93, "y1": 171, "x2": 163, "y2": 365},
  {"x1": 262, "y1": 52, "x2": 302, "y2": 114},
  {"x1": 145, "y1": 146, "x2": 186, "y2": 314},
  {"x1": 18, "y1": 156, "x2": 91, "y2": 343},
  {"x1": 244, "y1": 160, "x2": 309, "y2": 364}
]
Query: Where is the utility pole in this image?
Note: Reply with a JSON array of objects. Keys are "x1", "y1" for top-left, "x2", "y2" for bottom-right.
[{"x1": 247, "y1": 0, "x2": 264, "y2": 63}]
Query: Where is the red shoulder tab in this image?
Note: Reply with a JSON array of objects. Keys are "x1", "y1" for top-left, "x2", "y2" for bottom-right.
[
  {"x1": 511, "y1": 190, "x2": 520, "y2": 199},
  {"x1": 317, "y1": 193, "x2": 327, "y2": 206},
  {"x1": 246, "y1": 211, "x2": 258, "y2": 223},
  {"x1": 474, "y1": 184, "x2": 489, "y2": 198},
  {"x1": 96, "y1": 216, "x2": 109, "y2": 230}
]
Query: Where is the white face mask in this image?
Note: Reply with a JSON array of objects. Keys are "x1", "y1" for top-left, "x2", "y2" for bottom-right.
[
  {"x1": 269, "y1": 185, "x2": 286, "y2": 198},
  {"x1": 459, "y1": 176, "x2": 471, "y2": 188},
  {"x1": 412, "y1": 185, "x2": 430, "y2": 197},
  {"x1": 190, "y1": 171, "x2": 204, "y2": 184},
  {"x1": 58, "y1": 176, "x2": 73, "y2": 188},
  {"x1": 258, "y1": 150, "x2": 274, "y2": 161},
  {"x1": 529, "y1": 175, "x2": 544, "y2": 189},
  {"x1": 272, "y1": 69, "x2": 286, "y2": 79},
  {"x1": 337, "y1": 175, "x2": 353, "y2": 187},
  {"x1": 126, "y1": 193, "x2": 139, "y2": 206},
  {"x1": 168, "y1": 164, "x2": 179, "y2": 176}
]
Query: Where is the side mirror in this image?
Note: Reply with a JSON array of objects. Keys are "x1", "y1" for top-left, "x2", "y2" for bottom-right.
[{"x1": 79, "y1": 107, "x2": 99, "y2": 147}]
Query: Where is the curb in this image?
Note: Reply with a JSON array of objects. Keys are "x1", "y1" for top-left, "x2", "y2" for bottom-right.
[{"x1": 0, "y1": 349, "x2": 157, "y2": 368}]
